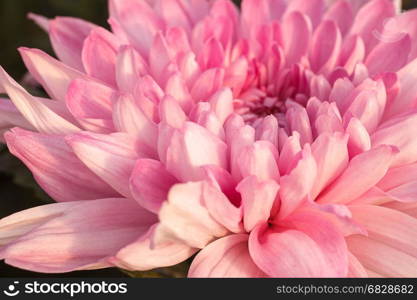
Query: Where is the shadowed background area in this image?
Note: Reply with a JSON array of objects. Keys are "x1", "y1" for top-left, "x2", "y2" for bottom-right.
[{"x1": 0, "y1": 0, "x2": 416, "y2": 277}]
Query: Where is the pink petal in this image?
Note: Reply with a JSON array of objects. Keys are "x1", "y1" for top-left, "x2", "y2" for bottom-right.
[
  {"x1": 49, "y1": 17, "x2": 97, "y2": 71},
  {"x1": 311, "y1": 132, "x2": 349, "y2": 199},
  {"x1": 166, "y1": 122, "x2": 228, "y2": 182},
  {"x1": 130, "y1": 159, "x2": 177, "y2": 214},
  {"x1": 365, "y1": 34, "x2": 411, "y2": 76},
  {"x1": 112, "y1": 94, "x2": 158, "y2": 153},
  {"x1": 0, "y1": 198, "x2": 156, "y2": 273},
  {"x1": 241, "y1": 0, "x2": 271, "y2": 39},
  {"x1": 165, "y1": 72, "x2": 193, "y2": 113},
  {"x1": 191, "y1": 68, "x2": 225, "y2": 101},
  {"x1": 285, "y1": 0, "x2": 325, "y2": 28},
  {"x1": 324, "y1": 0, "x2": 354, "y2": 35},
  {"x1": 197, "y1": 38, "x2": 225, "y2": 69},
  {"x1": 66, "y1": 78, "x2": 116, "y2": 133},
  {"x1": 28, "y1": 13, "x2": 50, "y2": 32},
  {"x1": 276, "y1": 145, "x2": 317, "y2": 220},
  {"x1": 249, "y1": 212, "x2": 348, "y2": 278},
  {"x1": 19, "y1": 48, "x2": 84, "y2": 102},
  {"x1": 202, "y1": 165, "x2": 241, "y2": 207},
  {"x1": 255, "y1": 115, "x2": 279, "y2": 148},
  {"x1": 0, "y1": 67, "x2": 80, "y2": 134},
  {"x1": 348, "y1": 252, "x2": 368, "y2": 277},
  {"x1": 0, "y1": 99, "x2": 34, "y2": 133},
  {"x1": 348, "y1": 0, "x2": 395, "y2": 53},
  {"x1": 372, "y1": 113, "x2": 417, "y2": 167},
  {"x1": 286, "y1": 107, "x2": 313, "y2": 145},
  {"x1": 159, "y1": 96, "x2": 187, "y2": 129},
  {"x1": 237, "y1": 176, "x2": 279, "y2": 232},
  {"x1": 154, "y1": 0, "x2": 192, "y2": 32},
  {"x1": 82, "y1": 28, "x2": 120, "y2": 87},
  {"x1": 345, "y1": 117, "x2": 371, "y2": 157},
  {"x1": 348, "y1": 204, "x2": 417, "y2": 277},
  {"x1": 385, "y1": 58, "x2": 417, "y2": 118},
  {"x1": 149, "y1": 33, "x2": 172, "y2": 85},
  {"x1": 66, "y1": 132, "x2": 142, "y2": 198},
  {"x1": 348, "y1": 235, "x2": 417, "y2": 277},
  {"x1": 116, "y1": 46, "x2": 149, "y2": 93},
  {"x1": 189, "y1": 234, "x2": 266, "y2": 278},
  {"x1": 5, "y1": 128, "x2": 117, "y2": 202},
  {"x1": 339, "y1": 35, "x2": 366, "y2": 75},
  {"x1": 157, "y1": 182, "x2": 228, "y2": 249},
  {"x1": 201, "y1": 181, "x2": 243, "y2": 234},
  {"x1": 278, "y1": 132, "x2": 301, "y2": 175},
  {"x1": 317, "y1": 145, "x2": 398, "y2": 204},
  {"x1": 281, "y1": 12, "x2": 312, "y2": 66},
  {"x1": 377, "y1": 162, "x2": 417, "y2": 191},
  {"x1": 351, "y1": 205, "x2": 417, "y2": 257},
  {"x1": 309, "y1": 20, "x2": 342, "y2": 75},
  {"x1": 238, "y1": 141, "x2": 280, "y2": 181},
  {"x1": 111, "y1": 224, "x2": 196, "y2": 271},
  {"x1": 110, "y1": 0, "x2": 165, "y2": 57}
]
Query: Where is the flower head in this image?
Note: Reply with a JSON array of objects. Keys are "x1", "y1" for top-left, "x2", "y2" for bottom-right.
[{"x1": 0, "y1": 0, "x2": 417, "y2": 277}]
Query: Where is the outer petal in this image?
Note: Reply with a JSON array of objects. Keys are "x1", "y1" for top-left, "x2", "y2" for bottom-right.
[
  {"x1": 249, "y1": 209, "x2": 348, "y2": 278},
  {"x1": 66, "y1": 78, "x2": 117, "y2": 133},
  {"x1": 157, "y1": 182, "x2": 228, "y2": 249},
  {"x1": 189, "y1": 234, "x2": 266, "y2": 278},
  {"x1": 166, "y1": 122, "x2": 228, "y2": 182},
  {"x1": 276, "y1": 145, "x2": 317, "y2": 220},
  {"x1": 365, "y1": 34, "x2": 411, "y2": 76},
  {"x1": 237, "y1": 176, "x2": 279, "y2": 232},
  {"x1": 0, "y1": 198, "x2": 156, "y2": 273},
  {"x1": 49, "y1": 17, "x2": 97, "y2": 71},
  {"x1": 112, "y1": 94, "x2": 158, "y2": 153},
  {"x1": 311, "y1": 132, "x2": 349, "y2": 199},
  {"x1": 201, "y1": 181, "x2": 243, "y2": 234},
  {"x1": 281, "y1": 12, "x2": 312, "y2": 66},
  {"x1": 0, "y1": 99, "x2": 34, "y2": 135},
  {"x1": 238, "y1": 141, "x2": 280, "y2": 181},
  {"x1": 116, "y1": 46, "x2": 149, "y2": 93},
  {"x1": 372, "y1": 113, "x2": 417, "y2": 167},
  {"x1": 111, "y1": 224, "x2": 196, "y2": 271},
  {"x1": 317, "y1": 145, "x2": 397, "y2": 204},
  {"x1": 82, "y1": 28, "x2": 120, "y2": 86},
  {"x1": 348, "y1": 205, "x2": 417, "y2": 277},
  {"x1": 0, "y1": 67, "x2": 80, "y2": 135},
  {"x1": 110, "y1": 0, "x2": 165, "y2": 56},
  {"x1": 348, "y1": 0, "x2": 395, "y2": 52},
  {"x1": 66, "y1": 132, "x2": 143, "y2": 198},
  {"x1": 130, "y1": 159, "x2": 177, "y2": 214},
  {"x1": 309, "y1": 20, "x2": 342, "y2": 75},
  {"x1": 5, "y1": 128, "x2": 117, "y2": 202},
  {"x1": 19, "y1": 48, "x2": 84, "y2": 102}
]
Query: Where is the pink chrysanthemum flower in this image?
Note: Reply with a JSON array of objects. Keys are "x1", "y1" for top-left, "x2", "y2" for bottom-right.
[{"x1": 0, "y1": 0, "x2": 416, "y2": 277}]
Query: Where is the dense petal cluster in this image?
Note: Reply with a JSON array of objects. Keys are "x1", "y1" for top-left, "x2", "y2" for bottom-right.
[{"x1": 0, "y1": 0, "x2": 417, "y2": 277}]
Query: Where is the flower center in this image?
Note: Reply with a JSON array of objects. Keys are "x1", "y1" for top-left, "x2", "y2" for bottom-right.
[{"x1": 233, "y1": 65, "x2": 310, "y2": 126}]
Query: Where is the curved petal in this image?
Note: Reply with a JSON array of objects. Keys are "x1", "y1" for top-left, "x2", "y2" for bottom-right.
[
  {"x1": 111, "y1": 224, "x2": 196, "y2": 271},
  {"x1": 249, "y1": 210, "x2": 348, "y2": 278},
  {"x1": 318, "y1": 145, "x2": 397, "y2": 204},
  {"x1": 189, "y1": 234, "x2": 266, "y2": 278},
  {"x1": 66, "y1": 132, "x2": 142, "y2": 198},
  {"x1": 49, "y1": 16, "x2": 97, "y2": 71},
  {"x1": 0, "y1": 67, "x2": 80, "y2": 135},
  {"x1": 5, "y1": 128, "x2": 117, "y2": 202},
  {"x1": 0, "y1": 198, "x2": 156, "y2": 273},
  {"x1": 19, "y1": 48, "x2": 84, "y2": 102},
  {"x1": 130, "y1": 159, "x2": 177, "y2": 213},
  {"x1": 157, "y1": 182, "x2": 228, "y2": 249}
]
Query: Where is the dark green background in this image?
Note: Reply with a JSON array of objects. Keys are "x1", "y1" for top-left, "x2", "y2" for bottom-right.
[{"x1": 0, "y1": 0, "x2": 416, "y2": 277}]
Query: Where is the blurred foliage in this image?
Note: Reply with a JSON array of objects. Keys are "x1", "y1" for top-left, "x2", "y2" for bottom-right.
[{"x1": 0, "y1": 0, "x2": 417, "y2": 278}]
